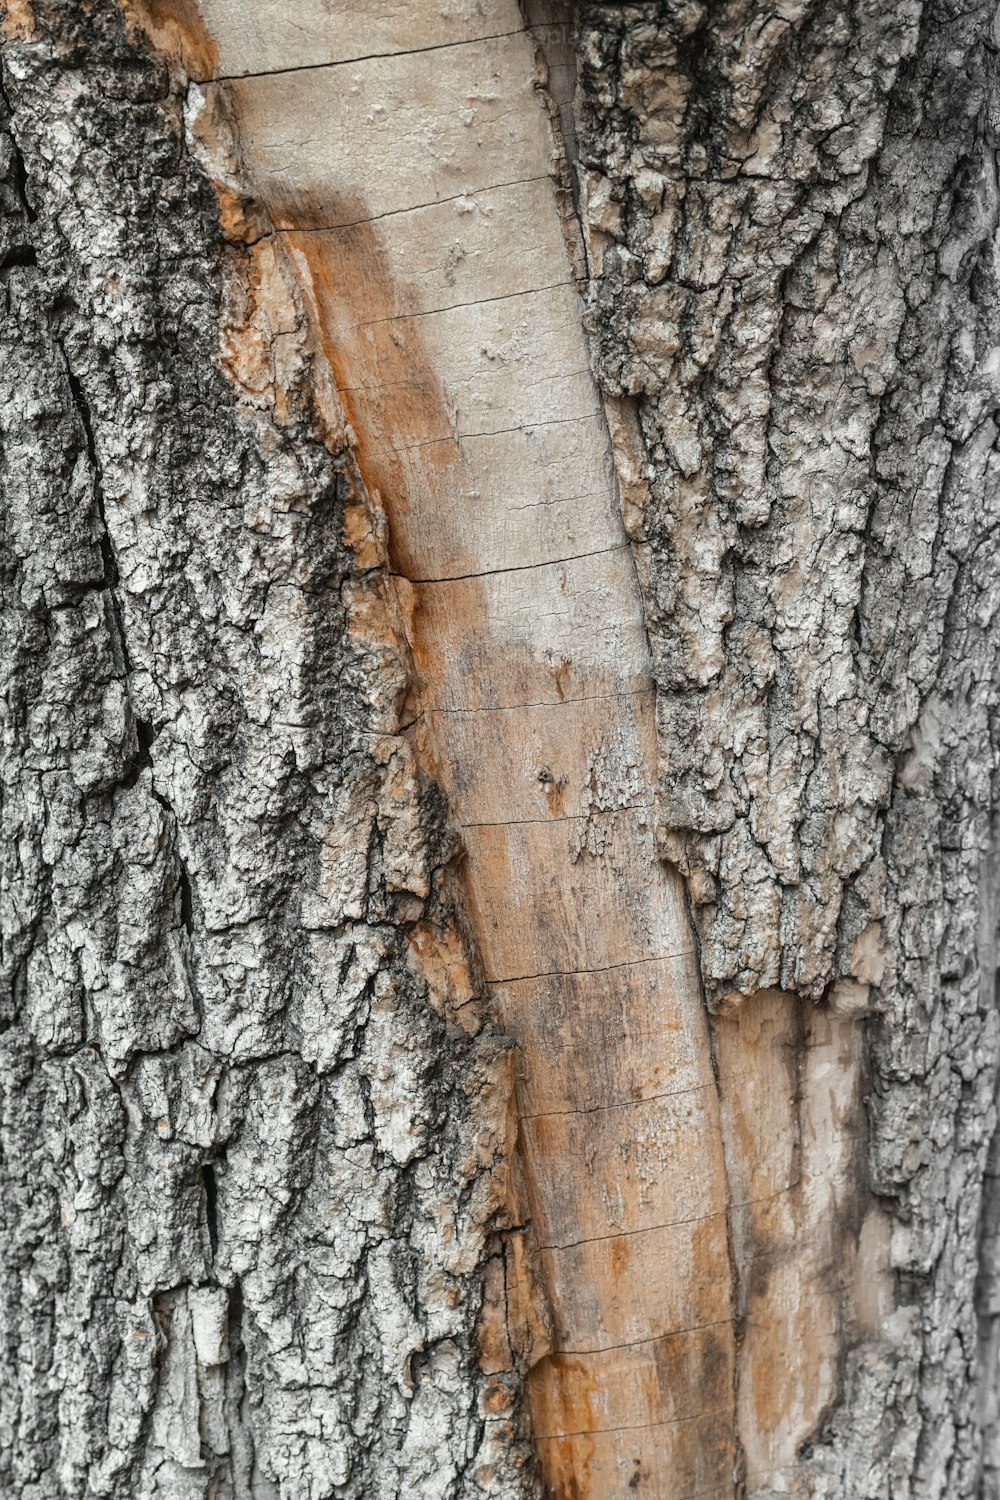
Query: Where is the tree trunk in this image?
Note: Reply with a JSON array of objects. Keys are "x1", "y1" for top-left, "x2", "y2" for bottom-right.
[{"x1": 1, "y1": 2, "x2": 998, "y2": 1499}]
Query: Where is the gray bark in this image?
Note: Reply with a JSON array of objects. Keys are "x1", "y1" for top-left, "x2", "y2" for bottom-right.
[
  {"x1": 0, "y1": 5, "x2": 534, "y2": 1497},
  {"x1": 3, "y1": 1, "x2": 1000, "y2": 1499},
  {"x1": 576, "y1": 2, "x2": 1000, "y2": 1496}
]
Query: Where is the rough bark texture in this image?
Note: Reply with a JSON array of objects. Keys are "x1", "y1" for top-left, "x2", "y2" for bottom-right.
[
  {"x1": 0, "y1": 4, "x2": 537, "y2": 1496},
  {"x1": 575, "y1": 2, "x2": 1000, "y2": 1495},
  {"x1": 4, "y1": 1, "x2": 1000, "y2": 1499}
]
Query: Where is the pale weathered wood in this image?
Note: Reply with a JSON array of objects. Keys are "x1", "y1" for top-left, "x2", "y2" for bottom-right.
[
  {"x1": 193, "y1": 0, "x2": 524, "y2": 80},
  {"x1": 713, "y1": 993, "x2": 890, "y2": 1495},
  {"x1": 220, "y1": 37, "x2": 551, "y2": 227}
]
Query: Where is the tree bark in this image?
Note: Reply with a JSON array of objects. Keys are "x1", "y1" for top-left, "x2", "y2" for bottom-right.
[
  {"x1": 575, "y1": 5, "x2": 1000, "y2": 1496},
  {"x1": 0, "y1": 5, "x2": 533, "y2": 1496},
  {"x1": 1, "y1": 3, "x2": 999, "y2": 1500}
]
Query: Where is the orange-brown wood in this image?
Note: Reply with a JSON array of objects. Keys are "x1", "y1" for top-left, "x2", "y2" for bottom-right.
[{"x1": 187, "y1": 12, "x2": 740, "y2": 1493}]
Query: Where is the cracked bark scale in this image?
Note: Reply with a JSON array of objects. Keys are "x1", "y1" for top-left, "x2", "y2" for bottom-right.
[{"x1": 1, "y1": 3, "x2": 999, "y2": 1500}]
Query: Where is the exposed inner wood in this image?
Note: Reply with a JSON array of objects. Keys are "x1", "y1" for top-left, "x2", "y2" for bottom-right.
[
  {"x1": 713, "y1": 992, "x2": 893, "y2": 1495},
  {"x1": 138, "y1": 1, "x2": 882, "y2": 1494},
  {"x1": 191, "y1": 9, "x2": 739, "y2": 1493}
]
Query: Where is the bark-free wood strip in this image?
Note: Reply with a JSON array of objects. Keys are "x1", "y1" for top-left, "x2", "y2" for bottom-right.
[
  {"x1": 494, "y1": 955, "x2": 709, "y2": 1118},
  {"x1": 191, "y1": 0, "x2": 525, "y2": 79},
  {"x1": 220, "y1": 36, "x2": 550, "y2": 227},
  {"x1": 713, "y1": 993, "x2": 889, "y2": 1494},
  {"x1": 433, "y1": 691, "x2": 658, "y2": 826},
  {"x1": 192, "y1": 5, "x2": 738, "y2": 1495}
]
